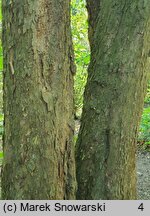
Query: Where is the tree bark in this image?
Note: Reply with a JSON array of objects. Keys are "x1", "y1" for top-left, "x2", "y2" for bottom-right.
[
  {"x1": 76, "y1": 0, "x2": 150, "y2": 199},
  {"x1": 2, "y1": 0, "x2": 76, "y2": 199}
]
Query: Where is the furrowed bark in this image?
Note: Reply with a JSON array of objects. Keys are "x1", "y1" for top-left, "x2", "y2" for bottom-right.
[
  {"x1": 76, "y1": 0, "x2": 150, "y2": 199},
  {"x1": 2, "y1": 0, "x2": 76, "y2": 199}
]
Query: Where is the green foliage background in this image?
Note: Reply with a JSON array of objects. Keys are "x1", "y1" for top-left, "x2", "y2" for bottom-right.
[{"x1": 71, "y1": 0, "x2": 89, "y2": 116}]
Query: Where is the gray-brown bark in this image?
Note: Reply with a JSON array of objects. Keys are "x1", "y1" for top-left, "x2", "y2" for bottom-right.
[
  {"x1": 2, "y1": 0, "x2": 76, "y2": 199},
  {"x1": 76, "y1": 0, "x2": 150, "y2": 199}
]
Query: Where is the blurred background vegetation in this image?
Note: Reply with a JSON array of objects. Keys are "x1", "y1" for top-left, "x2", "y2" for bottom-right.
[
  {"x1": 71, "y1": 0, "x2": 89, "y2": 117},
  {"x1": 0, "y1": 0, "x2": 149, "y2": 167}
]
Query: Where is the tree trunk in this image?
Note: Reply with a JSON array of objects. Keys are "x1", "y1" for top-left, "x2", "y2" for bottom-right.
[
  {"x1": 76, "y1": 0, "x2": 150, "y2": 199},
  {"x1": 2, "y1": 0, "x2": 76, "y2": 199}
]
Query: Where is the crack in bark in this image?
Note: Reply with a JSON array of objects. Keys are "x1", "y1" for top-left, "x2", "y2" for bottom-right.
[{"x1": 103, "y1": 129, "x2": 110, "y2": 199}]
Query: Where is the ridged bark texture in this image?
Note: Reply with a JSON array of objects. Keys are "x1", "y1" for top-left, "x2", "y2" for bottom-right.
[
  {"x1": 76, "y1": 0, "x2": 150, "y2": 199},
  {"x1": 2, "y1": 0, "x2": 76, "y2": 199}
]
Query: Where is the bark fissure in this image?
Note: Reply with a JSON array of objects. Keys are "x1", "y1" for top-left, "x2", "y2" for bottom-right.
[
  {"x1": 76, "y1": 0, "x2": 150, "y2": 199},
  {"x1": 2, "y1": 0, "x2": 76, "y2": 199}
]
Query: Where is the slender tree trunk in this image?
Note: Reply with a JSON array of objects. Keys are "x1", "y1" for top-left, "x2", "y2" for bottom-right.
[
  {"x1": 76, "y1": 0, "x2": 150, "y2": 199},
  {"x1": 2, "y1": 0, "x2": 76, "y2": 199}
]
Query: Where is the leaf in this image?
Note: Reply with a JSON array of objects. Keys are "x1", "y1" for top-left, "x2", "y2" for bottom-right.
[{"x1": 0, "y1": 151, "x2": 3, "y2": 158}]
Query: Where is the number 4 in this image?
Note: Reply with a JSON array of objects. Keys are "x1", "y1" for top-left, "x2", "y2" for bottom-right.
[{"x1": 138, "y1": 203, "x2": 144, "y2": 211}]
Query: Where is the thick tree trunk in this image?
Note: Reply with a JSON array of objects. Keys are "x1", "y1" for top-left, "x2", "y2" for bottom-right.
[
  {"x1": 76, "y1": 0, "x2": 150, "y2": 199},
  {"x1": 2, "y1": 0, "x2": 76, "y2": 199}
]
